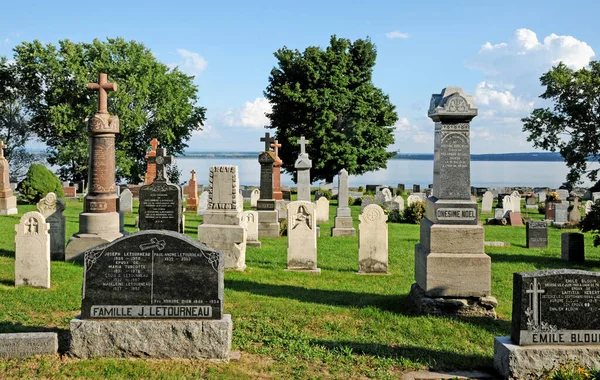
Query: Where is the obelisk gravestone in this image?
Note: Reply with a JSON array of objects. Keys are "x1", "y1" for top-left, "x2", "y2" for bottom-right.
[{"x1": 295, "y1": 136, "x2": 312, "y2": 202}]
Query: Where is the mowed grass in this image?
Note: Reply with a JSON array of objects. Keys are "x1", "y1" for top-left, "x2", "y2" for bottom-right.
[{"x1": 1, "y1": 198, "x2": 599, "y2": 379}]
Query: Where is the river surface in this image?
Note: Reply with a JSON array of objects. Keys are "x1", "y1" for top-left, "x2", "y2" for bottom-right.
[{"x1": 173, "y1": 158, "x2": 598, "y2": 188}]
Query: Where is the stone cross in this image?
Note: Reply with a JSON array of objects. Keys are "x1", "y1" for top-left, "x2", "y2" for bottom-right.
[
  {"x1": 148, "y1": 148, "x2": 174, "y2": 182},
  {"x1": 299, "y1": 136, "x2": 309, "y2": 155},
  {"x1": 87, "y1": 73, "x2": 117, "y2": 114},
  {"x1": 0, "y1": 140, "x2": 6, "y2": 158},
  {"x1": 526, "y1": 278, "x2": 545, "y2": 326},
  {"x1": 149, "y1": 138, "x2": 160, "y2": 153},
  {"x1": 190, "y1": 169, "x2": 196, "y2": 179},
  {"x1": 271, "y1": 140, "x2": 282, "y2": 157},
  {"x1": 260, "y1": 133, "x2": 274, "y2": 152},
  {"x1": 26, "y1": 217, "x2": 38, "y2": 234}
]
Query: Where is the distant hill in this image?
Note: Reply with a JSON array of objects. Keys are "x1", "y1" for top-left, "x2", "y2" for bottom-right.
[{"x1": 180, "y1": 151, "x2": 582, "y2": 162}]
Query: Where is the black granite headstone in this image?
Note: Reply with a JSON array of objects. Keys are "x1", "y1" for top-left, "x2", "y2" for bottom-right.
[
  {"x1": 561, "y1": 232, "x2": 585, "y2": 262},
  {"x1": 81, "y1": 230, "x2": 224, "y2": 319},
  {"x1": 366, "y1": 184, "x2": 382, "y2": 193},
  {"x1": 413, "y1": 184, "x2": 421, "y2": 193},
  {"x1": 511, "y1": 270, "x2": 600, "y2": 345},
  {"x1": 397, "y1": 184, "x2": 405, "y2": 191},
  {"x1": 282, "y1": 189, "x2": 291, "y2": 201},
  {"x1": 526, "y1": 221, "x2": 548, "y2": 248}
]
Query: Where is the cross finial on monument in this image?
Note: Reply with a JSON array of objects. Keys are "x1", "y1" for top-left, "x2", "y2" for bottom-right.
[
  {"x1": 0, "y1": 140, "x2": 6, "y2": 159},
  {"x1": 260, "y1": 132, "x2": 274, "y2": 152},
  {"x1": 88, "y1": 73, "x2": 117, "y2": 114},
  {"x1": 149, "y1": 148, "x2": 174, "y2": 182},
  {"x1": 271, "y1": 139, "x2": 282, "y2": 157},
  {"x1": 298, "y1": 136, "x2": 309, "y2": 155},
  {"x1": 190, "y1": 169, "x2": 196, "y2": 179}
]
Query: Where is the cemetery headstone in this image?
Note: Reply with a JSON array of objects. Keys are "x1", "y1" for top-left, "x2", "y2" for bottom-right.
[
  {"x1": 36, "y1": 192, "x2": 66, "y2": 261},
  {"x1": 360, "y1": 195, "x2": 373, "y2": 213},
  {"x1": 537, "y1": 192, "x2": 546, "y2": 203},
  {"x1": 15, "y1": 211, "x2": 50, "y2": 288},
  {"x1": 257, "y1": 133, "x2": 280, "y2": 238},
  {"x1": 481, "y1": 191, "x2": 493, "y2": 213},
  {"x1": 295, "y1": 136, "x2": 312, "y2": 201},
  {"x1": 250, "y1": 188, "x2": 260, "y2": 208},
  {"x1": 406, "y1": 194, "x2": 422, "y2": 207},
  {"x1": 411, "y1": 87, "x2": 494, "y2": 317},
  {"x1": 186, "y1": 169, "x2": 199, "y2": 211},
  {"x1": 511, "y1": 191, "x2": 521, "y2": 212},
  {"x1": 375, "y1": 188, "x2": 392, "y2": 204},
  {"x1": 553, "y1": 202, "x2": 569, "y2": 225},
  {"x1": 62, "y1": 186, "x2": 77, "y2": 198},
  {"x1": 412, "y1": 184, "x2": 420, "y2": 193},
  {"x1": 585, "y1": 200, "x2": 593, "y2": 214},
  {"x1": 198, "y1": 166, "x2": 247, "y2": 271},
  {"x1": 139, "y1": 148, "x2": 182, "y2": 232},
  {"x1": 271, "y1": 139, "x2": 283, "y2": 201},
  {"x1": 365, "y1": 184, "x2": 381, "y2": 193},
  {"x1": 494, "y1": 270, "x2": 600, "y2": 378},
  {"x1": 555, "y1": 189, "x2": 569, "y2": 201},
  {"x1": 282, "y1": 189, "x2": 291, "y2": 201},
  {"x1": 331, "y1": 169, "x2": 356, "y2": 237},
  {"x1": 286, "y1": 201, "x2": 319, "y2": 273},
  {"x1": 568, "y1": 198, "x2": 581, "y2": 223},
  {"x1": 119, "y1": 188, "x2": 133, "y2": 214},
  {"x1": 502, "y1": 195, "x2": 514, "y2": 213},
  {"x1": 397, "y1": 184, "x2": 405, "y2": 191},
  {"x1": 69, "y1": 230, "x2": 232, "y2": 359},
  {"x1": 0, "y1": 333, "x2": 58, "y2": 358},
  {"x1": 358, "y1": 204, "x2": 388, "y2": 274},
  {"x1": 509, "y1": 212, "x2": 524, "y2": 226},
  {"x1": 65, "y1": 73, "x2": 125, "y2": 263},
  {"x1": 144, "y1": 138, "x2": 159, "y2": 184},
  {"x1": 561, "y1": 232, "x2": 584, "y2": 262},
  {"x1": 385, "y1": 195, "x2": 404, "y2": 212},
  {"x1": 526, "y1": 221, "x2": 548, "y2": 248},
  {"x1": 241, "y1": 210, "x2": 261, "y2": 248},
  {"x1": 196, "y1": 191, "x2": 209, "y2": 216},
  {"x1": 494, "y1": 208, "x2": 506, "y2": 220},
  {"x1": 315, "y1": 197, "x2": 330, "y2": 224}
]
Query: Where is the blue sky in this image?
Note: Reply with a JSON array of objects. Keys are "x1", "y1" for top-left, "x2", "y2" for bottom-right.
[{"x1": 1, "y1": 1, "x2": 598, "y2": 153}]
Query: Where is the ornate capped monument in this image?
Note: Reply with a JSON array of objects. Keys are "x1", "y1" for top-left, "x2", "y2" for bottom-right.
[
  {"x1": 0, "y1": 140, "x2": 17, "y2": 215},
  {"x1": 257, "y1": 132, "x2": 280, "y2": 238},
  {"x1": 411, "y1": 87, "x2": 495, "y2": 317},
  {"x1": 294, "y1": 136, "x2": 312, "y2": 202},
  {"x1": 66, "y1": 73, "x2": 126, "y2": 263}
]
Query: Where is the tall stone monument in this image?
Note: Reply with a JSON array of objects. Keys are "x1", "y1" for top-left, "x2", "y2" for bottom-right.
[
  {"x1": 186, "y1": 169, "x2": 199, "y2": 211},
  {"x1": 257, "y1": 133, "x2": 280, "y2": 238},
  {"x1": 295, "y1": 136, "x2": 312, "y2": 202},
  {"x1": 36, "y1": 192, "x2": 66, "y2": 261},
  {"x1": 271, "y1": 139, "x2": 283, "y2": 201},
  {"x1": 198, "y1": 165, "x2": 247, "y2": 271},
  {"x1": 410, "y1": 87, "x2": 496, "y2": 317},
  {"x1": 66, "y1": 73, "x2": 125, "y2": 263},
  {"x1": 139, "y1": 148, "x2": 183, "y2": 232},
  {"x1": 331, "y1": 169, "x2": 356, "y2": 237},
  {"x1": 0, "y1": 140, "x2": 17, "y2": 215},
  {"x1": 144, "y1": 138, "x2": 160, "y2": 184}
]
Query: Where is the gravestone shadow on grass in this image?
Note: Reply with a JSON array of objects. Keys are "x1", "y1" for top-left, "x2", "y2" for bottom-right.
[{"x1": 488, "y1": 252, "x2": 600, "y2": 268}]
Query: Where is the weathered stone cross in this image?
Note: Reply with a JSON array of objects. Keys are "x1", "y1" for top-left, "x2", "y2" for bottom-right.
[
  {"x1": 526, "y1": 278, "x2": 545, "y2": 326},
  {"x1": 26, "y1": 217, "x2": 38, "y2": 234},
  {"x1": 190, "y1": 169, "x2": 196, "y2": 179},
  {"x1": 87, "y1": 73, "x2": 117, "y2": 114},
  {"x1": 260, "y1": 132, "x2": 274, "y2": 152},
  {"x1": 148, "y1": 148, "x2": 174, "y2": 182},
  {"x1": 270, "y1": 139, "x2": 282, "y2": 157},
  {"x1": 0, "y1": 140, "x2": 6, "y2": 159},
  {"x1": 299, "y1": 136, "x2": 309, "y2": 154}
]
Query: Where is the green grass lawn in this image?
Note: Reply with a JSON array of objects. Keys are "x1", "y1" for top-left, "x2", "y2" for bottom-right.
[{"x1": 0, "y1": 198, "x2": 598, "y2": 379}]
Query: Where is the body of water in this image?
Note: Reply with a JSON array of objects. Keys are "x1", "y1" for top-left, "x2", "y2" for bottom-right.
[{"x1": 174, "y1": 157, "x2": 599, "y2": 188}]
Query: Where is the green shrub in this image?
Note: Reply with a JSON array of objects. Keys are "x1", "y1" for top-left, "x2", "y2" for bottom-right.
[
  {"x1": 580, "y1": 201, "x2": 600, "y2": 246},
  {"x1": 17, "y1": 164, "x2": 64, "y2": 204},
  {"x1": 321, "y1": 190, "x2": 332, "y2": 200},
  {"x1": 387, "y1": 209, "x2": 402, "y2": 223},
  {"x1": 353, "y1": 197, "x2": 363, "y2": 206},
  {"x1": 396, "y1": 188, "x2": 405, "y2": 196},
  {"x1": 403, "y1": 201, "x2": 426, "y2": 224},
  {"x1": 537, "y1": 359, "x2": 600, "y2": 380},
  {"x1": 357, "y1": 186, "x2": 364, "y2": 192}
]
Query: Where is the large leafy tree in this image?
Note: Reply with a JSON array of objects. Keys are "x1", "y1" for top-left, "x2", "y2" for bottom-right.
[
  {"x1": 522, "y1": 61, "x2": 600, "y2": 186},
  {"x1": 13, "y1": 37, "x2": 205, "y2": 183},
  {"x1": 264, "y1": 35, "x2": 398, "y2": 183},
  {"x1": 0, "y1": 57, "x2": 36, "y2": 181}
]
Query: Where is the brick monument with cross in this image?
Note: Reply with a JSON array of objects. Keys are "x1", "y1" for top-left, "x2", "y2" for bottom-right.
[
  {"x1": 186, "y1": 169, "x2": 199, "y2": 211},
  {"x1": 139, "y1": 148, "x2": 183, "y2": 232},
  {"x1": 0, "y1": 139, "x2": 17, "y2": 215},
  {"x1": 66, "y1": 73, "x2": 125, "y2": 263},
  {"x1": 144, "y1": 138, "x2": 160, "y2": 184},
  {"x1": 294, "y1": 136, "x2": 313, "y2": 202},
  {"x1": 271, "y1": 139, "x2": 283, "y2": 201}
]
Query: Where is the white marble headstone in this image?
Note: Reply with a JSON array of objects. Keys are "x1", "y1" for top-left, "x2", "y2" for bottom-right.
[
  {"x1": 481, "y1": 191, "x2": 493, "y2": 213},
  {"x1": 358, "y1": 204, "x2": 388, "y2": 273},
  {"x1": 287, "y1": 201, "x2": 318, "y2": 271},
  {"x1": 15, "y1": 211, "x2": 50, "y2": 288},
  {"x1": 315, "y1": 197, "x2": 330, "y2": 224},
  {"x1": 196, "y1": 191, "x2": 209, "y2": 216},
  {"x1": 250, "y1": 189, "x2": 260, "y2": 208},
  {"x1": 119, "y1": 188, "x2": 133, "y2": 213}
]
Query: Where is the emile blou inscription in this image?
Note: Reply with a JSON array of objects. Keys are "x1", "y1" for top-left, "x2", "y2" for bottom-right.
[
  {"x1": 81, "y1": 230, "x2": 224, "y2": 319},
  {"x1": 512, "y1": 270, "x2": 600, "y2": 345}
]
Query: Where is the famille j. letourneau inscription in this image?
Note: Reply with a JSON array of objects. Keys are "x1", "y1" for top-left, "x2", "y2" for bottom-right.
[
  {"x1": 81, "y1": 230, "x2": 224, "y2": 319},
  {"x1": 512, "y1": 269, "x2": 600, "y2": 345}
]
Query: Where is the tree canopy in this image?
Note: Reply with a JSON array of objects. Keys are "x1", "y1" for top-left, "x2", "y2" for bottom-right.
[
  {"x1": 11, "y1": 37, "x2": 205, "y2": 183},
  {"x1": 522, "y1": 61, "x2": 600, "y2": 186},
  {"x1": 264, "y1": 35, "x2": 398, "y2": 183}
]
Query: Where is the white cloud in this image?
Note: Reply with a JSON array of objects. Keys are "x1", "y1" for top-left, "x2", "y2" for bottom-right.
[
  {"x1": 474, "y1": 81, "x2": 534, "y2": 114},
  {"x1": 192, "y1": 123, "x2": 221, "y2": 139},
  {"x1": 222, "y1": 98, "x2": 272, "y2": 129},
  {"x1": 170, "y1": 48, "x2": 208, "y2": 77},
  {"x1": 385, "y1": 31, "x2": 410, "y2": 39},
  {"x1": 393, "y1": 117, "x2": 432, "y2": 146}
]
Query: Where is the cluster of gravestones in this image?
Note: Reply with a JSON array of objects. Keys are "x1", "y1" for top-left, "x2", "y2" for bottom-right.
[{"x1": 3, "y1": 80, "x2": 600, "y2": 379}]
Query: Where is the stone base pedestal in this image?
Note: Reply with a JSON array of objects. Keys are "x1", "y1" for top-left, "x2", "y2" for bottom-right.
[
  {"x1": 198, "y1": 224, "x2": 246, "y2": 271},
  {"x1": 247, "y1": 240, "x2": 262, "y2": 248},
  {"x1": 415, "y1": 220, "x2": 490, "y2": 297},
  {"x1": 409, "y1": 283, "x2": 497, "y2": 318},
  {"x1": 69, "y1": 315, "x2": 232, "y2": 360},
  {"x1": 258, "y1": 210, "x2": 280, "y2": 238},
  {"x1": 0, "y1": 195, "x2": 17, "y2": 215},
  {"x1": 66, "y1": 212, "x2": 125, "y2": 264},
  {"x1": 493, "y1": 336, "x2": 600, "y2": 379},
  {"x1": 331, "y1": 216, "x2": 356, "y2": 237}
]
